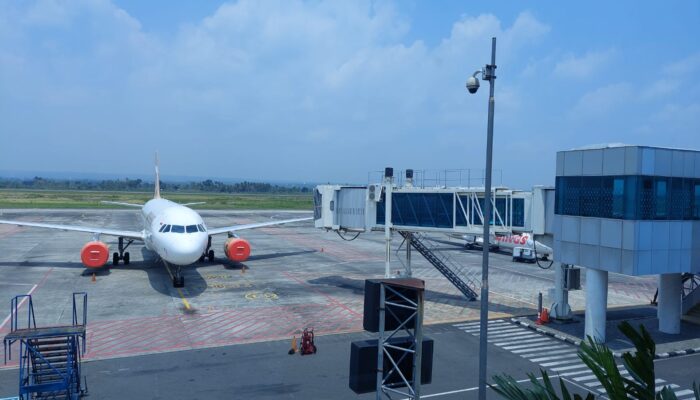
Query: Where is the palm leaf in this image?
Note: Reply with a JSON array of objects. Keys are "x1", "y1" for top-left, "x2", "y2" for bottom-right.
[{"x1": 578, "y1": 335, "x2": 627, "y2": 399}]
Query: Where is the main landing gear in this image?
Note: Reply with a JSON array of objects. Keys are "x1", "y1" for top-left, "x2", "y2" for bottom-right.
[
  {"x1": 199, "y1": 236, "x2": 215, "y2": 262},
  {"x1": 113, "y1": 237, "x2": 133, "y2": 265}
]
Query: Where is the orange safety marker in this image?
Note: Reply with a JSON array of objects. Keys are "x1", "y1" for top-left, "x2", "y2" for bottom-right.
[{"x1": 288, "y1": 336, "x2": 298, "y2": 355}]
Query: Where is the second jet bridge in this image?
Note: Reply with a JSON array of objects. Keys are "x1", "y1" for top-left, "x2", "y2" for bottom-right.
[{"x1": 314, "y1": 180, "x2": 534, "y2": 301}]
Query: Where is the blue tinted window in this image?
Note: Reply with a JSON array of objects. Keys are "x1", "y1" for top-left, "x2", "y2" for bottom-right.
[
  {"x1": 624, "y1": 176, "x2": 638, "y2": 219},
  {"x1": 579, "y1": 177, "x2": 601, "y2": 217},
  {"x1": 655, "y1": 178, "x2": 668, "y2": 219},
  {"x1": 389, "y1": 193, "x2": 454, "y2": 228},
  {"x1": 694, "y1": 184, "x2": 700, "y2": 219},
  {"x1": 555, "y1": 175, "x2": 698, "y2": 221},
  {"x1": 171, "y1": 225, "x2": 185, "y2": 233},
  {"x1": 638, "y1": 177, "x2": 654, "y2": 219},
  {"x1": 512, "y1": 198, "x2": 525, "y2": 227},
  {"x1": 612, "y1": 178, "x2": 625, "y2": 218}
]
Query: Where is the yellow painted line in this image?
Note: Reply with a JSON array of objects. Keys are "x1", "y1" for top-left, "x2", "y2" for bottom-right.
[{"x1": 163, "y1": 262, "x2": 191, "y2": 310}]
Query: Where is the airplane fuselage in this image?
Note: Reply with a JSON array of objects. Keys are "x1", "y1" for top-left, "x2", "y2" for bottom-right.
[{"x1": 142, "y1": 199, "x2": 208, "y2": 265}]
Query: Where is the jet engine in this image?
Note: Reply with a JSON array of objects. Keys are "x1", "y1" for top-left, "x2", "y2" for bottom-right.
[
  {"x1": 80, "y1": 241, "x2": 109, "y2": 268},
  {"x1": 224, "y1": 237, "x2": 251, "y2": 262}
]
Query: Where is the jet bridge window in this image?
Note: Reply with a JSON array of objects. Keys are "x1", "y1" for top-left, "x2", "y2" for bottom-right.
[
  {"x1": 186, "y1": 225, "x2": 198, "y2": 233},
  {"x1": 171, "y1": 225, "x2": 185, "y2": 233}
]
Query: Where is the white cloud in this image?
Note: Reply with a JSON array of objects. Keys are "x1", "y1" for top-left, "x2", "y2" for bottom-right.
[
  {"x1": 639, "y1": 78, "x2": 681, "y2": 100},
  {"x1": 554, "y1": 49, "x2": 614, "y2": 79},
  {"x1": 570, "y1": 82, "x2": 633, "y2": 118},
  {"x1": 663, "y1": 52, "x2": 700, "y2": 76}
]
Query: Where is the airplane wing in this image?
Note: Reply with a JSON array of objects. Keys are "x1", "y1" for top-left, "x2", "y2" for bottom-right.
[
  {"x1": 100, "y1": 201, "x2": 143, "y2": 208},
  {"x1": 0, "y1": 219, "x2": 144, "y2": 240},
  {"x1": 207, "y1": 217, "x2": 312, "y2": 236},
  {"x1": 180, "y1": 202, "x2": 206, "y2": 207}
]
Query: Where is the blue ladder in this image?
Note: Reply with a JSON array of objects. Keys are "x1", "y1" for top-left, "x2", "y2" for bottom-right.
[{"x1": 3, "y1": 292, "x2": 88, "y2": 400}]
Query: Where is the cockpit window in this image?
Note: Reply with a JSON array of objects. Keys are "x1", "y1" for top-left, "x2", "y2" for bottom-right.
[
  {"x1": 171, "y1": 225, "x2": 185, "y2": 233},
  {"x1": 158, "y1": 224, "x2": 167, "y2": 232},
  {"x1": 197, "y1": 224, "x2": 206, "y2": 232},
  {"x1": 186, "y1": 225, "x2": 198, "y2": 233}
]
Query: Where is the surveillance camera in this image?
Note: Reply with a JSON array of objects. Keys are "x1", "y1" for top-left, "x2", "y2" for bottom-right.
[{"x1": 466, "y1": 76, "x2": 480, "y2": 94}]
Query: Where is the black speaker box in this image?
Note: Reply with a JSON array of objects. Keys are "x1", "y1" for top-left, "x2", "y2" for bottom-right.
[
  {"x1": 363, "y1": 279, "x2": 422, "y2": 332},
  {"x1": 348, "y1": 337, "x2": 433, "y2": 394}
]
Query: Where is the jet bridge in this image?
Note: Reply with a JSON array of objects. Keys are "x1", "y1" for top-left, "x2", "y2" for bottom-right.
[
  {"x1": 314, "y1": 184, "x2": 529, "y2": 235},
  {"x1": 313, "y1": 168, "x2": 541, "y2": 301}
]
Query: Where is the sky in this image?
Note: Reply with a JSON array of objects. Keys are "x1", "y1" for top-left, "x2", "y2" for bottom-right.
[{"x1": 1, "y1": 0, "x2": 699, "y2": 188}]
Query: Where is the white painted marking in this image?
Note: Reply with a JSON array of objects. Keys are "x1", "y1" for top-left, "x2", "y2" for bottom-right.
[
  {"x1": 489, "y1": 333, "x2": 541, "y2": 342},
  {"x1": 0, "y1": 284, "x2": 38, "y2": 331},
  {"x1": 572, "y1": 374, "x2": 598, "y2": 382},
  {"x1": 501, "y1": 339, "x2": 554, "y2": 350},
  {"x1": 511, "y1": 344, "x2": 569, "y2": 354},
  {"x1": 656, "y1": 384, "x2": 679, "y2": 391},
  {"x1": 487, "y1": 330, "x2": 534, "y2": 339},
  {"x1": 518, "y1": 347, "x2": 574, "y2": 357},
  {"x1": 497, "y1": 337, "x2": 551, "y2": 347},
  {"x1": 396, "y1": 376, "x2": 544, "y2": 399},
  {"x1": 462, "y1": 324, "x2": 513, "y2": 333},
  {"x1": 454, "y1": 319, "x2": 504, "y2": 327},
  {"x1": 540, "y1": 358, "x2": 584, "y2": 367},
  {"x1": 557, "y1": 369, "x2": 595, "y2": 378},
  {"x1": 529, "y1": 353, "x2": 580, "y2": 363},
  {"x1": 551, "y1": 363, "x2": 589, "y2": 372},
  {"x1": 674, "y1": 390, "x2": 694, "y2": 397}
]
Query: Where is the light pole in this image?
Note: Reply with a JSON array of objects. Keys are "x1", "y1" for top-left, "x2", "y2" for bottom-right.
[{"x1": 466, "y1": 37, "x2": 497, "y2": 400}]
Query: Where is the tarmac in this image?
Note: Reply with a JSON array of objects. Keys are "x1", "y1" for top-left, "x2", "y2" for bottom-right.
[{"x1": 0, "y1": 209, "x2": 695, "y2": 398}]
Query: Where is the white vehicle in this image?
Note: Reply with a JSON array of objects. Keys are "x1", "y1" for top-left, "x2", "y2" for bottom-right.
[
  {"x1": 0, "y1": 157, "x2": 311, "y2": 287},
  {"x1": 461, "y1": 233, "x2": 552, "y2": 261},
  {"x1": 512, "y1": 247, "x2": 536, "y2": 263}
]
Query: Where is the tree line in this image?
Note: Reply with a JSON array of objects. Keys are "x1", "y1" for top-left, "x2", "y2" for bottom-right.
[{"x1": 0, "y1": 177, "x2": 312, "y2": 193}]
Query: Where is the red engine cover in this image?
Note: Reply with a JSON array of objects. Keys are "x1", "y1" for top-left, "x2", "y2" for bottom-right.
[
  {"x1": 80, "y1": 241, "x2": 109, "y2": 268},
  {"x1": 224, "y1": 237, "x2": 251, "y2": 262}
]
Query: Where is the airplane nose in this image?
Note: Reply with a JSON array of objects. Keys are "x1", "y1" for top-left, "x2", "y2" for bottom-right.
[{"x1": 164, "y1": 236, "x2": 207, "y2": 265}]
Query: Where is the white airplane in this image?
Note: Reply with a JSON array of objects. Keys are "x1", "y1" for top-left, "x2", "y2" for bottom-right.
[
  {"x1": 460, "y1": 232, "x2": 553, "y2": 260},
  {"x1": 0, "y1": 160, "x2": 311, "y2": 287}
]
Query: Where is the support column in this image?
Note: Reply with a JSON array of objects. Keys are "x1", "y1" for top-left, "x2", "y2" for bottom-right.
[
  {"x1": 585, "y1": 268, "x2": 608, "y2": 343},
  {"x1": 405, "y1": 233, "x2": 412, "y2": 277},
  {"x1": 550, "y1": 263, "x2": 572, "y2": 320},
  {"x1": 384, "y1": 169, "x2": 393, "y2": 278},
  {"x1": 658, "y1": 273, "x2": 682, "y2": 334}
]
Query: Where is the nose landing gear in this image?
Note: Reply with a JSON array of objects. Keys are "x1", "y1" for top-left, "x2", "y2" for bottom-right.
[{"x1": 173, "y1": 266, "x2": 185, "y2": 288}]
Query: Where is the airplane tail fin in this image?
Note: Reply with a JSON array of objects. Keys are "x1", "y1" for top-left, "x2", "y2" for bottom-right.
[{"x1": 154, "y1": 152, "x2": 161, "y2": 199}]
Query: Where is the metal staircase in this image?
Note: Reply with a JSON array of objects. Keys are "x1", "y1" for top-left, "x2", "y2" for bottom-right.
[
  {"x1": 682, "y1": 274, "x2": 700, "y2": 324},
  {"x1": 3, "y1": 292, "x2": 88, "y2": 400},
  {"x1": 398, "y1": 231, "x2": 479, "y2": 301}
]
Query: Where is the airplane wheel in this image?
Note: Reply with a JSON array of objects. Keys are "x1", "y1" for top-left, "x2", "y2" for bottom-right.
[
  {"x1": 112, "y1": 252, "x2": 120, "y2": 265},
  {"x1": 198, "y1": 254, "x2": 205, "y2": 262},
  {"x1": 207, "y1": 250, "x2": 215, "y2": 262},
  {"x1": 123, "y1": 252, "x2": 130, "y2": 265}
]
